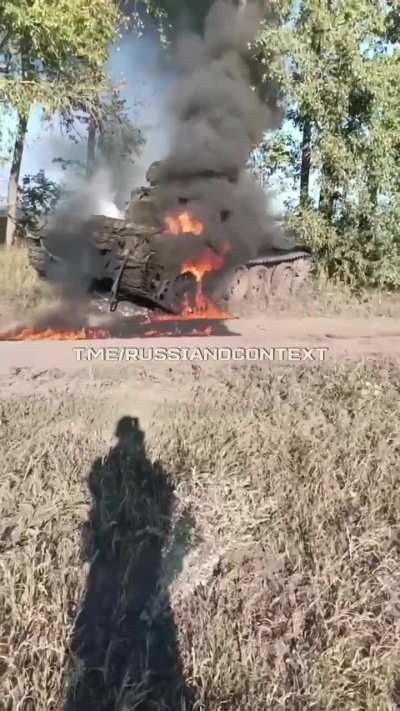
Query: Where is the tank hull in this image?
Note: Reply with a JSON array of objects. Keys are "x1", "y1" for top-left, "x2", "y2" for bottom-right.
[{"x1": 26, "y1": 163, "x2": 313, "y2": 313}]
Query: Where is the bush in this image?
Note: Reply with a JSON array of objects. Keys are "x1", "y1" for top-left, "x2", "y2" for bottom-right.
[{"x1": 289, "y1": 203, "x2": 400, "y2": 290}]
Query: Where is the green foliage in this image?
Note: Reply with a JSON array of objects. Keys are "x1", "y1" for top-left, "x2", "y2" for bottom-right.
[
  {"x1": 19, "y1": 170, "x2": 63, "y2": 230},
  {"x1": 249, "y1": 130, "x2": 300, "y2": 191},
  {"x1": 120, "y1": 0, "x2": 169, "y2": 44},
  {"x1": 97, "y1": 90, "x2": 145, "y2": 167},
  {"x1": 53, "y1": 88, "x2": 145, "y2": 199},
  {"x1": 0, "y1": 106, "x2": 15, "y2": 165},
  {"x1": 52, "y1": 157, "x2": 86, "y2": 178},
  {"x1": 151, "y1": 0, "x2": 215, "y2": 33},
  {"x1": 0, "y1": 0, "x2": 122, "y2": 245},
  {"x1": 288, "y1": 202, "x2": 400, "y2": 289},
  {"x1": 0, "y1": 0, "x2": 122, "y2": 117},
  {"x1": 255, "y1": 0, "x2": 400, "y2": 289}
]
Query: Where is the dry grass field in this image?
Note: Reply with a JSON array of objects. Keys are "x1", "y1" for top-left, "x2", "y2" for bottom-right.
[
  {"x1": 0, "y1": 247, "x2": 53, "y2": 323},
  {"x1": 1, "y1": 363, "x2": 400, "y2": 710}
]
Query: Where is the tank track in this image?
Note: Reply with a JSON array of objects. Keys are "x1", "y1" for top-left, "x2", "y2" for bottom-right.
[
  {"x1": 222, "y1": 252, "x2": 312, "y2": 308},
  {"x1": 26, "y1": 229, "x2": 312, "y2": 313},
  {"x1": 26, "y1": 222, "x2": 201, "y2": 315}
]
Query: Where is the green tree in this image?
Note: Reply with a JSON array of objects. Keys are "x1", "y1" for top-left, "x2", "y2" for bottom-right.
[
  {"x1": 255, "y1": 0, "x2": 400, "y2": 288},
  {"x1": 68, "y1": 88, "x2": 145, "y2": 194},
  {"x1": 0, "y1": 0, "x2": 121, "y2": 246},
  {"x1": 19, "y1": 169, "x2": 63, "y2": 231},
  {"x1": 97, "y1": 91, "x2": 145, "y2": 198}
]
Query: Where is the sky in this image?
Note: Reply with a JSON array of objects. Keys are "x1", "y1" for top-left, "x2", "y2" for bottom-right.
[
  {"x1": 0, "y1": 24, "x2": 296, "y2": 214},
  {"x1": 0, "y1": 28, "x2": 174, "y2": 200}
]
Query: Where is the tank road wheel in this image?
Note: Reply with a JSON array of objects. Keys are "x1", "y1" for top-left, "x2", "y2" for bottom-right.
[
  {"x1": 270, "y1": 263, "x2": 294, "y2": 297},
  {"x1": 227, "y1": 266, "x2": 250, "y2": 301},
  {"x1": 170, "y1": 272, "x2": 197, "y2": 311},
  {"x1": 291, "y1": 258, "x2": 312, "y2": 293},
  {"x1": 149, "y1": 272, "x2": 197, "y2": 313},
  {"x1": 248, "y1": 265, "x2": 271, "y2": 306}
]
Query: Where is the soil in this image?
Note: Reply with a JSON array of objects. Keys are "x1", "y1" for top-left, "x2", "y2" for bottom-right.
[{"x1": 0, "y1": 313, "x2": 399, "y2": 403}]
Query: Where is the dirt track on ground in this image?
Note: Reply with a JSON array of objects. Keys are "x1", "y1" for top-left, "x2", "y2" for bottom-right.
[
  {"x1": 0, "y1": 315, "x2": 399, "y2": 374},
  {"x1": 0, "y1": 315, "x2": 399, "y2": 419}
]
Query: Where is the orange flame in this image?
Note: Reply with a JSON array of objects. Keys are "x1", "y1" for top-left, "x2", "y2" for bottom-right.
[
  {"x1": 181, "y1": 244, "x2": 229, "y2": 315},
  {"x1": 0, "y1": 209, "x2": 232, "y2": 340},
  {"x1": 147, "y1": 238, "x2": 232, "y2": 323},
  {"x1": 160, "y1": 208, "x2": 231, "y2": 321},
  {"x1": 164, "y1": 211, "x2": 204, "y2": 236},
  {"x1": 0, "y1": 327, "x2": 112, "y2": 341}
]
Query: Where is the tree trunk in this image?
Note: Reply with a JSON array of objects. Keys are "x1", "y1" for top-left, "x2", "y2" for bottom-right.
[
  {"x1": 300, "y1": 119, "x2": 312, "y2": 207},
  {"x1": 86, "y1": 118, "x2": 96, "y2": 180},
  {"x1": 5, "y1": 113, "x2": 28, "y2": 248},
  {"x1": 368, "y1": 172, "x2": 378, "y2": 211},
  {"x1": 319, "y1": 168, "x2": 335, "y2": 222}
]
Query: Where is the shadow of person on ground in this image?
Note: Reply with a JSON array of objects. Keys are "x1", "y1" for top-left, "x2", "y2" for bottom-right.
[{"x1": 64, "y1": 416, "x2": 193, "y2": 711}]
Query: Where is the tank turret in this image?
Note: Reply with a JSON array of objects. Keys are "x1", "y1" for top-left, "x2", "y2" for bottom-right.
[
  {"x1": 125, "y1": 164, "x2": 162, "y2": 227},
  {"x1": 146, "y1": 161, "x2": 163, "y2": 187}
]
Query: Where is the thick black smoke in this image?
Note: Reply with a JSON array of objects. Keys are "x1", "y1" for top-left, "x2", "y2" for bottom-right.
[
  {"x1": 156, "y1": 0, "x2": 283, "y2": 265},
  {"x1": 25, "y1": 0, "x2": 285, "y2": 323}
]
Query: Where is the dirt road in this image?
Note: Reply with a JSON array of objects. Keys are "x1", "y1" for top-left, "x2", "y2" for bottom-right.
[{"x1": 0, "y1": 316, "x2": 399, "y2": 376}]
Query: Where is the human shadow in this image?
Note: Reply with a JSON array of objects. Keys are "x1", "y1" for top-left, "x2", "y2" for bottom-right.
[{"x1": 64, "y1": 416, "x2": 193, "y2": 711}]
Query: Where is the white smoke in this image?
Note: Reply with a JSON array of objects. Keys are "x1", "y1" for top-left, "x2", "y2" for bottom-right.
[
  {"x1": 107, "y1": 30, "x2": 175, "y2": 191},
  {"x1": 85, "y1": 166, "x2": 124, "y2": 217},
  {"x1": 97, "y1": 199, "x2": 124, "y2": 218},
  {"x1": 1, "y1": 26, "x2": 175, "y2": 211}
]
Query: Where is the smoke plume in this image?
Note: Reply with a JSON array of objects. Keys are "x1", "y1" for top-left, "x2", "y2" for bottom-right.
[
  {"x1": 156, "y1": 0, "x2": 283, "y2": 265},
  {"x1": 27, "y1": 0, "x2": 285, "y2": 323}
]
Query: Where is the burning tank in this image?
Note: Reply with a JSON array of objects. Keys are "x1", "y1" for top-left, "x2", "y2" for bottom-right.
[{"x1": 26, "y1": 161, "x2": 312, "y2": 316}]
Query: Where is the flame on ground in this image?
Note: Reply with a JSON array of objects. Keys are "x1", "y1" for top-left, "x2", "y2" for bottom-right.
[
  {"x1": 0, "y1": 326, "x2": 112, "y2": 341},
  {"x1": 0, "y1": 211, "x2": 233, "y2": 341},
  {"x1": 0, "y1": 321, "x2": 226, "y2": 340}
]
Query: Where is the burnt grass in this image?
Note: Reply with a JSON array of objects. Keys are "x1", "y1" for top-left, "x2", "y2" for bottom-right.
[{"x1": 1, "y1": 363, "x2": 400, "y2": 709}]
